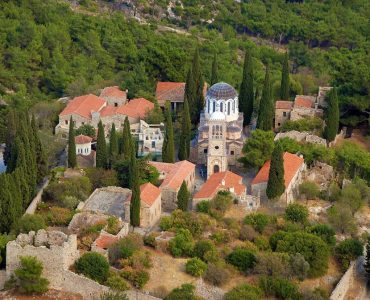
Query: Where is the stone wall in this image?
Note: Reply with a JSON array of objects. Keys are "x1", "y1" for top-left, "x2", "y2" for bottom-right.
[
  {"x1": 0, "y1": 270, "x2": 6, "y2": 290},
  {"x1": 24, "y1": 179, "x2": 50, "y2": 215},
  {"x1": 330, "y1": 261, "x2": 356, "y2": 300},
  {"x1": 275, "y1": 131, "x2": 326, "y2": 146}
]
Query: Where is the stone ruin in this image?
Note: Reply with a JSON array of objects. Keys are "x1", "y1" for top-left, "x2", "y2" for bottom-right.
[{"x1": 275, "y1": 130, "x2": 327, "y2": 146}]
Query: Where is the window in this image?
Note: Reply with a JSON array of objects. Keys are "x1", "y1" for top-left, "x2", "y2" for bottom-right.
[
  {"x1": 65, "y1": 120, "x2": 68, "y2": 125},
  {"x1": 204, "y1": 149, "x2": 208, "y2": 154},
  {"x1": 215, "y1": 146, "x2": 219, "y2": 150},
  {"x1": 228, "y1": 102, "x2": 230, "y2": 115},
  {"x1": 114, "y1": 103, "x2": 118, "y2": 107},
  {"x1": 220, "y1": 102, "x2": 223, "y2": 112},
  {"x1": 146, "y1": 136, "x2": 149, "y2": 140},
  {"x1": 152, "y1": 141, "x2": 155, "y2": 148},
  {"x1": 278, "y1": 123, "x2": 281, "y2": 126},
  {"x1": 283, "y1": 112, "x2": 287, "y2": 117},
  {"x1": 213, "y1": 101, "x2": 216, "y2": 112},
  {"x1": 82, "y1": 122, "x2": 85, "y2": 125},
  {"x1": 230, "y1": 150, "x2": 234, "y2": 155}
]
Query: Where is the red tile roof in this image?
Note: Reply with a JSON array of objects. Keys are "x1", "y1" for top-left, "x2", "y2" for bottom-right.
[
  {"x1": 140, "y1": 182, "x2": 161, "y2": 206},
  {"x1": 60, "y1": 94, "x2": 106, "y2": 119},
  {"x1": 100, "y1": 105, "x2": 118, "y2": 117},
  {"x1": 276, "y1": 100, "x2": 293, "y2": 110},
  {"x1": 149, "y1": 160, "x2": 195, "y2": 191},
  {"x1": 75, "y1": 134, "x2": 92, "y2": 144},
  {"x1": 294, "y1": 97, "x2": 313, "y2": 108},
  {"x1": 94, "y1": 232, "x2": 119, "y2": 250},
  {"x1": 194, "y1": 171, "x2": 246, "y2": 200},
  {"x1": 156, "y1": 82, "x2": 185, "y2": 105},
  {"x1": 251, "y1": 152, "x2": 304, "y2": 188},
  {"x1": 117, "y1": 98, "x2": 154, "y2": 119},
  {"x1": 100, "y1": 86, "x2": 127, "y2": 99}
]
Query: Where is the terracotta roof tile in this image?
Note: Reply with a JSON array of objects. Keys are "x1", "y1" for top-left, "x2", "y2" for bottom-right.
[
  {"x1": 75, "y1": 134, "x2": 92, "y2": 144},
  {"x1": 294, "y1": 97, "x2": 313, "y2": 108},
  {"x1": 60, "y1": 94, "x2": 106, "y2": 119},
  {"x1": 94, "y1": 232, "x2": 119, "y2": 250},
  {"x1": 194, "y1": 171, "x2": 246, "y2": 200},
  {"x1": 149, "y1": 160, "x2": 195, "y2": 191},
  {"x1": 140, "y1": 182, "x2": 161, "y2": 206},
  {"x1": 100, "y1": 86, "x2": 127, "y2": 99},
  {"x1": 276, "y1": 100, "x2": 293, "y2": 110},
  {"x1": 156, "y1": 82, "x2": 185, "y2": 105},
  {"x1": 116, "y1": 98, "x2": 154, "y2": 119},
  {"x1": 100, "y1": 105, "x2": 118, "y2": 117},
  {"x1": 251, "y1": 152, "x2": 304, "y2": 188}
]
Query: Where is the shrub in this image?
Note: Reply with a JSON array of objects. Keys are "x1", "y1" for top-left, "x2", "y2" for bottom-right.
[
  {"x1": 335, "y1": 239, "x2": 363, "y2": 270},
  {"x1": 14, "y1": 256, "x2": 49, "y2": 294},
  {"x1": 44, "y1": 206, "x2": 73, "y2": 226},
  {"x1": 280, "y1": 117, "x2": 323, "y2": 134},
  {"x1": 100, "y1": 292, "x2": 129, "y2": 300},
  {"x1": 159, "y1": 216, "x2": 172, "y2": 231},
  {"x1": 85, "y1": 168, "x2": 119, "y2": 190},
  {"x1": 301, "y1": 287, "x2": 329, "y2": 300},
  {"x1": 0, "y1": 234, "x2": 14, "y2": 267},
  {"x1": 109, "y1": 234, "x2": 143, "y2": 263},
  {"x1": 193, "y1": 240, "x2": 216, "y2": 262},
  {"x1": 226, "y1": 248, "x2": 256, "y2": 273},
  {"x1": 121, "y1": 269, "x2": 149, "y2": 289},
  {"x1": 254, "y1": 236, "x2": 270, "y2": 251},
  {"x1": 143, "y1": 233, "x2": 157, "y2": 248},
  {"x1": 106, "y1": 273, "x2": 129, "y2": 291},
  {"x1": 299, "y1": 181, "x2": 320, "y2": 200},
  {"x1": 210, "y1": 229, "x2": 231, "y2": 244},
  {"x1": 204, "y1": 262, "x2": 230, "y2": 286},
  {"x1": 254, "y1": 252, "x2": 290, "y2": 278},
  {"x1": 106, "y1": 216, "x2": 121, "y2": 235},
  {"x1": 269, "y1": 230, "x2": 288, "y2": 251},
  {"x1": 185, "y1": 258, "x2": 207, "y2": 277},
  {"x1": 61, "y1": 195, "x2": 80, "y2": 209},
  {"x1": 327, "y1": 203, "x2": 357, "y2": 234},
  {"x1": 75, "y1": 252, "x2": 110, "y2": 283},
  {"x1": 13, "y1": 214, "x2": 46, "y2": 234},
  {"x1": 289, "y1": 253, "x2": 310, "y2": 281},
  {"x1": 196, "y1": 200, "x2": 211, "y2": 214},
  {"x1": 165, "y1": 284, "x2": 198, "y2": 300},
  {"x1": 168, "y1": 229, "x2": 194, "y2": 257},
  {"x1": 239, "y1": 224, "x2": 259, "y2": 241},
  {"x1": 307, "y1": 224, "x2": 336, "y2": 247},
  {"x1": 224, "y1": 283, "x2": 263, "y2": 300},
  {"x1": 284, "y1": 203, "x2": 308, "y2": 224},
  {"x1": 259, "y1": 276, "x2": 300, "y2": 300},
  {"x1": 211, "y1": 192, "x2": 232, "y2": 215},
  {"x1": 126, "y1": 250, "x2": 152, "y2": 269},
  {"x1": 244, "y1": 213, "x2": 270, "y2": 233}
]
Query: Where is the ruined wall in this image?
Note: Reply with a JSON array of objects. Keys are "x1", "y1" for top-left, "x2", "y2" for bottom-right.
[
  {"x1": 330, "y1": 261, "x2": 355, "y2": 300},
  {"x1": 0, "y1": 270, "x2": 6, "y2": 290},
  {"x1": 24, "y1": 179, "x2": 50, "y2": 215}
]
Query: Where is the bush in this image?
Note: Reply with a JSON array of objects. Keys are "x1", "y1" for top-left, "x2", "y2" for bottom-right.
[
  {"x1": 224, "y1": 283, "x2": 263, "y2": 300},
  {"x1": 244, "y1": 213, "x2": 270, "y2": 233},
  {"x1": 109, "y1": 234, "x2": 143, "y2": 263},
  {"x1": 13, "y1": 214, "x2": 46, "y2": 234},
  {"x1": 284, "y1": 203, "x2": 308, "y2": 224},
  {"x1": 121, "y1": 269, "x2": 149, "y2": 289},
  {"x1": 269, "y1": 231, "x2": 288, "y2": 251},
  {"x1": 289, "y1": 253, "x2": 310, "y2": 281},
  {"x1": 126, "y1": 250, "x2": 152, "y2": 269},
  {"x1": 335, "y1": 239, "x2": 363, "y2": 270},
  {"x1": 75, "y1": 252, "x2": 110, "y2": 283},
  {"x1": 185, "y1": 258, "x2": 207, "y2": 277},
  {"x1": 168, "y1": 229, "x2": 194, "y2": 257},
  {"x1": 196, "y1": 200, "x2": 211, "y2": 214},
  {"x1": 165, "y1": 284, "x2": 198, "y2": 300},
  {"x1": 106, "y1": 273, "x2": 129, "y2": 291},
  {"x1": 254, "y1": 252, "x2": 290, "y2": 278},
  {"x1": 226, "y1": 248, "x2": 256, "y2": 273},
  {"x1": 193, "y1": 240, "x2": 216, "y2": 262},
  {"x1": 254, "y1": 236, "x2": 270, "y2": 251},
  {"x1": 0, "y1": 234, "x2": 14, "y2": 267},
  {"x1": 280, "y1": 117, "x2": 323, "y2": 134},
  {"x1": 14, "y1": 256, "x2": 49, "y2": 294},
  {"x1": 307, "y1": 224, "x2": 336, "y2": 247},
  {"x1": 61, "y1": 195, "x2": 80, "y2": 210},
  {"x1": 210, "y1": 192, "x2": 232, "y2": 215},
  {"x1": 85, "y1": 168, "x2": 119, "y2": 190},
  {"x1": 239, "y1": 225, "x2": 258, "y2": 241},
  {"x1": 259, "y1": 276, "x2": 300, "y2": 300},
  {"x1": 299, "y1": 181, "x2": 320, "y2": 200},
  {"x1": 43, "y1": 206, "x2": 73, "y2": 226},
  {"x1": 106, "y1": 216, "x2": 121, "y2": 235},
  {"x1": 159, "y1": 216, "x2": 172, "y2": 231},
  {"x1": 100, "y1": 292, "x2": 129, "y2": 300},
  {"x1": 204, "y1": 262, "x2": 230, "y2": 287},
  {"x1": 143, "y1": 233, "x2": 157, "y2": 248}
]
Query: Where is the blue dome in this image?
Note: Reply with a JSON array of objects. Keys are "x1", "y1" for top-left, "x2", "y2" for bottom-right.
[{"x1": 207, "y1": 82, "x2": 237, "y2": 100}]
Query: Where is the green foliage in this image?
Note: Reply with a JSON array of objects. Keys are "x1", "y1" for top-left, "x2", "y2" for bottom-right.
[
  {"x1": 177, "y1": 181, "x2": 190, "y2": 211},
  {"x1": 284, "y1": 203, "x2": 309, "y2": 224},
  {"x1": 239, "y1": 51, "x2": 254, "y2": 125},
  {"x1": 109, "y1": 234, "x2": 143, "y2": 263},
  {"x1": 240, "y1": 129, "x2": 274, "y2": 168},
  {"x1": 165, "y1": 284, "x2": 198, "y2": 300},
  {"x1": 196, "y1": 200, "x2": 211, "y2": 214},
  {"x1": 224, "y1": 284, "x2": 263, "y2": 300},
  {"x1": 168, "y1": 229, "x2": 194, "y2": 257},
  {"x1": 327, "y1": 203, "x2": 357, "y2": 234},
  {"x1": 13, "y1": 214, "x2": 46, "y2": 235},
  {"x1": 41, "y1": 206, "x2": 73, "y2": 226},
  {"x1": 210, "y1": 53, "x2": 218, "y2": 86},
  {"x1": 204, "y1": 262, "x2": 231, "y2": 287},
  {"x1": 67, "y1": 116, "x2": 76, "y2": 168},
  {"x1": 14, "y1": 256, "x2": 49, "y2": 294},
  {"x1": 96, "y1": 121, "x2": 108, "y2": 169},
  {"x1": 266, "y1": 142, "x2": 285, "y2": 199},
  {"x1": 253, "y1": 252, "x2": 290, "y2": 278},
  {"x1": 193, "y1": 240, "x2": 217, "y2": 262},
  {"x1": 210, "y1": 191, "x2": 233, "y2": 216},
  {"x1": 109, "y1": 123, "x2": 119, "y2": 167},
  {"x1": 85, "y1": 168, "x2": 119, "y2": 190},
  {"x1": 324, "y1": 88, "x2": 339, "y2": 142},
  {"x1": 129, "y1": 152, "x2": 141, "y2": 227},
  {"x1": 365, "y1": 239, "x2": 370, "y2": 278},
  {"x1": 120, "y1": 269, "x2": 149, "y2": 289},
  {"x1": 244, "y1": 213, "x2": 270, "y2": 233},
  {"x1": 185, "y1": 258, "x2": 207, "y2": 277},
  {"x1": 307, "y1": 224, "x2": 336, "y2": 247},
  {"x1": 335, "y1": 239, "x2": 363, "y2": 270},
  {"x1": 257, "y1": 65, "x2": 273, "y2": 131},
  {"x1": 75, "y1": 124, "x2": 96, "y2": 137},
  {"x1": 299, "y1": 181, "x2": 320, "y2": 200},
  {"x1": 280, "y1": 53, "x2": 290, "y2": 100},
  {"x1": 106, "y1": 273, "x2": 129, "y2": 291},
  {"x1": 75, "y1": 252, "x2": 110, "y2": 283},
  {"x1": 280, "y1": 117, "x2": 324, "y2": 135},
  {"x1": 162, "y1": 101, "x2": 175, "y2": 163},
  {"x1": 143, "y1": 233, "x2": 157, "y2": 248},
  {"x1": 121, "y1": 117, "x2": 133, "y2": 160},
  {"x1": 258, "y1": 276, "x2": 300, "y2": 300},
  {"x1": 100, "y1": 292, "x2": 129, "y2": 300},
  {"x1": 0, "y1": 234, "x2": 15, "y2": 266},
  {"x1": 289, "y1": 253, "x2": 310, "y2": 281},
  {"x1": 178, "y1": 98, "x2": 191, "y2": 161},
  {"x1": 226, "y1": 248, "x2": 256, "y2": 273},
  {"x1": 276, "y1": 231, "x2": 330, "y2": 278}
]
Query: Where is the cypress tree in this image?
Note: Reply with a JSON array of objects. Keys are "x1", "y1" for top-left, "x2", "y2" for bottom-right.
[
  {"x1": 184, "y1": 67, "x2": 195, "y2": 112},
  {"x1": 122, "y1": 117, "x2": 132, "y2": 160},
  {"x1": 257, "y1": 65, "x2": 274, "y2": 131},
  {"x1": 67, "y1": 116, "x2": 77, "y2": 168},
  {"x1": 177, "y1": 181, "x2": 190, "y2": 211},
  {"x1": 210, "y1": 53, "x2": 219, "y2": 85},
  {"x1": 266, "y1": 142, "x2": 285, "y2": 200},
  {"x1": 96, "y1": 120, "x2": 108, "y2": 169},
  {"x1": 193, "y1": 47, "x2": 204, "y2": 124},
  {"x1": 162, "y1": 101, "x2": 175, "y2": 163},
  {"x1": 4, "y1": 110, "x2": 16, "y2": 168},
  {"x1": 129, "y1": 150, "x2": 140, "y2": 227},
  {"x1": 365, "y1": 238, "x2": 370, "y2": 278},
  {"x1": 239, "y1": 51, "x2": 254, "y2": 125},
  {"x1": 109, "y1": 123, "x2": 119, "y2": 167},
  {"x1": 178, "y1": 98, "x2": 191, "y2": 161},
  {"x1": 31, "y1": 115, "x2": 48, "y2": 180},
  {"x1": 324, "y1": 88, "x2": 339, "y2": 142},
  {"x1": 280, "y1": 52, "x2": 290, "y2": 100}
]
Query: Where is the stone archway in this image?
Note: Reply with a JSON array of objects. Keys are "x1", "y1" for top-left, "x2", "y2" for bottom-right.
[{"x1": 213, "y1": 164, "x2": 220, "y2": 173}]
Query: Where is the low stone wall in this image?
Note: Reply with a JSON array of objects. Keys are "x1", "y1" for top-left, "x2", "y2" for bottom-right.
[
  {"x1": 0, "y1": 270, "x2": 6, "y2": 290},
  {"x1": 330, "y1": 261, "x2": 355, "y2": 300},
  {"x1": 24, "y1": 179, "x2": 50, "y2": 215}
]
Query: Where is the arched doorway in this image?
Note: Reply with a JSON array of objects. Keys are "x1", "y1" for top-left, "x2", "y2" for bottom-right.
[{"x1": 213, "y1": 165, "x2": 220, "y2": 173}]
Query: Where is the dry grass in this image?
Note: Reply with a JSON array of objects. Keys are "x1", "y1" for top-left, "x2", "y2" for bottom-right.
[{"x1": 0, "y1": 289, "x2": 83, "y2": 300}]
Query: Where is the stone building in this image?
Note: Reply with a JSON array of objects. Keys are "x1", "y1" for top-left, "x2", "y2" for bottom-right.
[
  {"x1": 275, "y1": 101, "x2": 293, "y2": 129},
  {"x1": 251, "y1": 152, "x2": 306, "y2": 204},
  {"x1": 191, "y1": 82, "x2": 245, "y2": 178},
  {"x1": 149, "y1": 160, "x2": 195, "y2": 211},
  {"x1": 131, "y1": 120, "x2": 165, "y2": 157},
  {"x1": 55, "y1": 86, "x2": 154, "y2": 137},
  {"x1": 75, "y1": 134, "x2": 96, "y2": 168}
]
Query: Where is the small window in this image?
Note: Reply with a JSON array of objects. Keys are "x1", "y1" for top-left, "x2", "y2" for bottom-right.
[
  {"x1": 230, "y1": 151, "x2": 234, "y2": 155},
  {"x1": 152, "y1": 141, "x2": 155, "y2": 148},
  {"x1": 65, "y1": 120, "x2": 68, "y2": 125},
  {"x1": 215, "y1": 146, "x2": 219, "y2": 150},
  {"x1": 204, "y1": 149, "x2": 208, "y2": 154},
  {"x1": 82, "y1": 122, "x2": 85, "y2": 125},
  {"x1": 146, "y1": 136, "x2": 149, "y2": 140},
  {"x1": 283, "y1": 112, "x2": 287, "y2": 117},
  {"x1": 114, "y1": 103, "x2": 118, "y2": 107},
  {"x1": 278, "y1": 123, "x2": 281, "y2": 126}
]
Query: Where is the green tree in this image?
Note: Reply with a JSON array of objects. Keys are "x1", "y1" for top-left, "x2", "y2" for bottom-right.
[
  {"x1": 177, "y1": 181, "x2": 190, "y2": 211},
  {"x1": 244, "y1": 213, "x2": 270, "y2": 233},
  {"x1": 307, "y1": 224, "x2": 336, "y2": 247},
  {"x1": 210, "y1": 53, "x2": 218, "y2": 85},
  {"x1": 225, "y1": 284, "x2": 263, "y2": 300},
  {"x1": 284, "y1": 203, "x2": 308, "y2": 224},
  {"x1": 178, "y1": 98, "x2": 191, "y2": 160},
  {"x1": 266, "y1": 142, "x2": 285, "y2": 199},
  {"x1": 239, "y1": 51, "x2": 254, "y2": 125},
  {"x1": 192, "y1": 47, "x2": 204, "y2": 124},
  {"x1": 280, "y1": 53, "x2": 290, "y2": 100},
  {"x1": 13, "y1": 214, "x2": 46, "y2": 235},
  {"x1": 257, "y1": 65, "x2": 274, "y2": 131},
  {"x1": 185, "y1": 258, "x2": 207, "y2": 277},
  {"x1": 184, "y1": 67, "x2": 196, "y2": 122},
  {"x1": 168, "y1": 228, "x2": 194, "y2": 257},
  {"x1": 75, "y1": 124, "x2": 96, "y2": 137},
  {"x1": 165, "y1": 284, "x2": 198, "y2": 300},
  {"x1": 14, "y1": 256, "x2": 49, "y2": 294},
  {"x1": 335, "y1": 239, "x2": 363, "y2": 270},
  {"x1": 31, "y1": 115, "x2": 47, "y2": 180},
  {"x1": 258, "y1": 276, "x2": 300, "y2": 300},
  {"x1": 67, "y1": 116, "x2": 76, "y2": 168},
  {"x1": 121, "y1": 116, "x2": 134, "y2": 160},
  {"x1": 162, "y1": 101, "x2": 175, "y2": 163},
  {"x1": 75, "y1": 252, "x2": 110, "y2": 283},
  {"x1": 96, "y1": 120, "x2": 108, "y2": 169},
  {"x1": 299, "y1": 181, "x2": 319, "y2": 200},
  {"x1": 327, "y1": 203, "x2": 357, "y2": 234},
  {"x1": 324, "y1": 88, "x2": 339, "y2": 142},
  {"x1": 109, "y1": 123, "x2": 119, "y2": 167},
  {"x1": 129, "y1": 151, "x2": 141, "y2": 227},
  {"x1": 226, "y1": 248, "x2": 256, "y2": 273},
  {"x1": 365, "y1": 238, "x2": 370, "y2": 278}
]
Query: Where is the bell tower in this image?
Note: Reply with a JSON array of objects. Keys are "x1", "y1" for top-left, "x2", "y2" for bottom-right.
[{"x1": 207, "y1": 118, "x2": 228, "y2": 178}]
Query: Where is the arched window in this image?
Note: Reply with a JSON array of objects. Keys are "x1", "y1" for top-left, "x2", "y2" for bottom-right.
[
  {"x1": 213, "y1": 101, "x2": 216, "y2": 112},
  {"x1": 208, "y1": 100, "x2": 210, "y2": 113},
  {"x1": 220, "y1": 102, "x2": 223, "y2": 112},
  {"x1": 233, "y1": 100, "x2": 235, "y2": 113},
  {"x1": 213, "y1": 165, "x2": 220, "y2": 173},
  {"x1": 228, "y1": 102, "x2": 231, "y2": 115}
]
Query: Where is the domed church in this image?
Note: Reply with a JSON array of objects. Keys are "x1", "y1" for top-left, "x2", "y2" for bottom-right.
[{"x1": 191, "y1": 82, "x2": 245, "y2": 178}]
